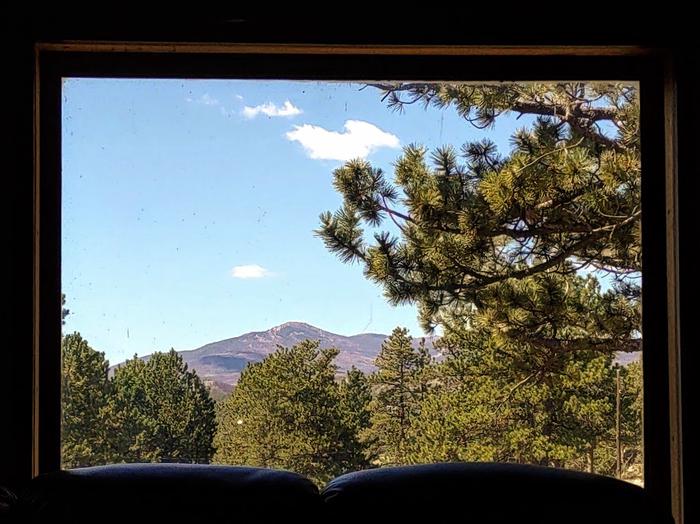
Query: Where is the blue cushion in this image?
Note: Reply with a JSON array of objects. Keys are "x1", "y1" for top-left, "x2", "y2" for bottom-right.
[
  {"x1": 22, "y1": 463, "x2": 319, "y2": 522},
  {"x1": 322, "y1": 462, "x2": 670, "y2": 524}
]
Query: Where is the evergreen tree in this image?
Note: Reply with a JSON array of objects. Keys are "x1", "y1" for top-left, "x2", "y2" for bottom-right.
[
  {"x1": 316, "y1": 82, "x2": 641, "y2": 364},
  {"x1": 213, "y1": 340, "x2": 359, "y2": 484},
  {"x1": 61, "y1": 293, "x2": 70, "y2": 325},
  {"x1": 405, "y1": 322, "x2": 642, "y2": 477},
  {"x1": 107, "y1": 350, "x2": 216, "y2": 463},
  {"x1": 619, "y1": 361, "x2": 643, "y2": 480},
  {"x1": 315, "y1": 83, "x2": 644, "y2": 478},
  {"x1": 569, "y1": 360, "x2": 643, "y2": 479},
  {"x1": 338, "y1": 366, "x2": 373, "y2": 468},
  {"x1": 366, "y1": 327, "x2": 431, "y2": 464},
  {"x1": 61, "y1": 332, "x2": 111, "y2": 468}
]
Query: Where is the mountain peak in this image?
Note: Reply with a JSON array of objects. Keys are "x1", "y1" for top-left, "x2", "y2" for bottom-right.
[
  {"x1": 272, "y1": 321, "x2": 316, "y2": 331},
  {"x1": 124, "y1": 322, "x2": 438, "y2": 390},
  {"x1": 268, "y1": 321, "x2": 327, "y2": 338}
]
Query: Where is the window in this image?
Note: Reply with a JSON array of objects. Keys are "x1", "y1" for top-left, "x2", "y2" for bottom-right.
[{"x1": 33, "y1": 43, "x2": 679, "y2": 517}]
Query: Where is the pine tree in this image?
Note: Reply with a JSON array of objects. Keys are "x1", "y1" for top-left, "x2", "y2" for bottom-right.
[
  {"x1": 213, "y1": 340, "x2": 359, "y2": 484},
  {"x1": 61, "y1": 332, "x2": 111, "y2": 468},
  {"x1": 619, "y1": 361, "x2": 643, "y2": 480},
  {"x1": 338, "y1": 367, "x2": 373, "y2": 469},
  {"x1": 107, "y1": 350, "x2": 216, "y2": 463},
  {"x1": 405, "y1": 321, "x2": 642, "y2": 477},
  {"x1": 316, "y1": 83, "x2": 641, "y2": 364},
  {"x1": 366, "y1": 327, "x2": 431, "y2": 465},
  {"x1": 61, "y1": 293, "x2": 70, "y2": 325},
  {"x1": 315, "y1": 83, "x2": 643, "y2": 478},
  {"x1": 571, "y1": 360, "x2": 643, "y2": 479}
]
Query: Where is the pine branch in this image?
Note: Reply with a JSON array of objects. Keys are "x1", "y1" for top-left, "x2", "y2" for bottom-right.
[
  {"x1": 368, "y1": 83, "x2": 625, "y2": 151},
  {"x1": 525, "y1": 337, "x2": 642, "y2": 353}
]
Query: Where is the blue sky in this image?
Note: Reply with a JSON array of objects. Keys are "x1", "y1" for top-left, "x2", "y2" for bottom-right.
[{"x1": 62, "y1": 79, "x2": 526, "y2": 365}]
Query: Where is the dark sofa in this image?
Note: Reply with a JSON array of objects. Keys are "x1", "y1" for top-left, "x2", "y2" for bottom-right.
[{"x1": 7, "y1": 462, "x2": 672, "y2": 523}]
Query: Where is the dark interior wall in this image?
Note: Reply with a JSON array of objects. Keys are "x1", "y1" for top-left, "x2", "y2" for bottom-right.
[
  {"x1": 4, "y1": 14, "x2": 697, "y2": 522},
  {"x1": 675, "y1": 50, "x2": 698, "y2": 524},
  {"x1": 5, "y1": 21, "x2": 35, "y2": 493}
]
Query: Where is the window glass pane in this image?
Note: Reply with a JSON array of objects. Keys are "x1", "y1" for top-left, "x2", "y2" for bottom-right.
[{"x1": 62, "y1": 79, "x2": 643, "y2": 485}]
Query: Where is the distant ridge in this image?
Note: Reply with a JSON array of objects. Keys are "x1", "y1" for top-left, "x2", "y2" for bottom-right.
[
  {"x1": 115, "y1": 322, "x2": 436, "y2": 390},
  {"x1": 113, "y1": 321, "x2": 640, "y2": 393}
]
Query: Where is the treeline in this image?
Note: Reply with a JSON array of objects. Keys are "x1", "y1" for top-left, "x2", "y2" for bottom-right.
[
  {"x1": 62, "y1": 327, "x2": 642, "y2": 486},
  {"x1": 215, "y1": 327, "x2": 642, "y2": 484}
]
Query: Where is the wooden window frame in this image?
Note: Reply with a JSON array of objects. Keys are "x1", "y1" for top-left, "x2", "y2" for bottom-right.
[{"x1": 32, "y1": 42, "x2": 683, "y2": 523}]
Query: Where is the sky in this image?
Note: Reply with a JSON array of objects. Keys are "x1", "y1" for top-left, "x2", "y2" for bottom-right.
[{"x1": 62, "y1": 79, "x2": 528, "y2": 365}]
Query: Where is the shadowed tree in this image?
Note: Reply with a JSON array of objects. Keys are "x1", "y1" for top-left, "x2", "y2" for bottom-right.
[
  {"x1": 214, "y1": 340, "x2": 364, "y2": 484},
  {"x1": 338, "y1": 366, "x2": 373, "y2": 469},
  {"x1": 365, "y1": 327, "x2": 431, "y2": 464},
  {"x1": 405, "y1": 319, "x2": 642, "y2": 477},
  {"x1": 107, "y1": 350, "x2": 216, "y2": 463},
  {"x1": 61, "y1": 293, "x2": 70, "y2": 325},
  {"x1": 61, "y1": 332, "x2": 111, "y2": 468}
]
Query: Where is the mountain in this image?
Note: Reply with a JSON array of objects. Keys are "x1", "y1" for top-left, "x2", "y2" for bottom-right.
[
  {"x1": 119, "y1": 322, "x2": 436, "y2": 390},
  {"x1": 113, "y1": 320, "x2": 640, "y2": 393}
]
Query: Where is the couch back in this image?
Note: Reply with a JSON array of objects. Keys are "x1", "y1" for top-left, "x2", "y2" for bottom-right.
[
  {"x1": 11, "y1": 462, "x2": 672, "y2": 523},
  {"x1": 16, "y1": 463, "x2": 320, "y2": 522},
  {"x1": 322, "y1": 462, "x2": 670, "y2": 524}
]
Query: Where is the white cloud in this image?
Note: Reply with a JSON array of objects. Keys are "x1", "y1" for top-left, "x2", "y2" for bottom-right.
[
  {"x1": 242, "y1": 100, "x2": 302, "y2": 119},
  {"x1": 231, "y1": 264, "x2": 272, "y2": 279},
  {"x1": 285, "y1": 120, "x2": 400, "y2": 161}
]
